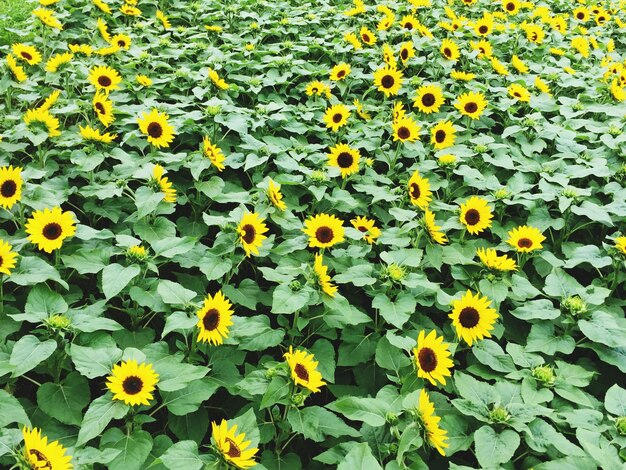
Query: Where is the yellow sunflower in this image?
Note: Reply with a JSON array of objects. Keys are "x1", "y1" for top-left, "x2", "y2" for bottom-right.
[
  {"x1": 506, "y1": 225, "x2": 546, "y2": 252},
  {"x1": 351, "y1": 216, "x2": 381, "y2": 244},
  {"x1": 88, "y1": 65, "x2": 122, "y2": 93},
  {"x1": 137, "y1": 109, "x2": 176, "y2": 148},
  {"x1": 414, "y1": 84, "x2": 445, "y2": 114},
  {"x1": 156, "y1": 10, "x2": 171, "y2": 29},
  {"x1": 573, "y1": 6, "x2": 589, "y2": 21},
  {"x1": 208, "y1": 68, "x2": 229, "y2": 90},
  {"x1": 423, "y1": 209, "x2": 447, "y2": 245},
  {"x1": 22, "y1": 427, "x2": 73, "y2": 470},
  {"x1": 511, "y1": 55, "x2": 529, "y2": 74},
  {"x1": 106, "y1": 360, "x2": 159, "y2": 406},
  {"x1": 23, "y1": 108, "x2": 61, "y2": 137},
  {"x1": 33, "y1": 7, "x2": 63, "y2": 30},
  {"x1": 327, "y1": 143, "x2": 360, "y2": 178},
  {"x1": 0, "y1": 239, "x2": 18, "y2": 276},
  {"x1": 93, "y1": 93, "x2": 115, "y2": 127},
  {"x1": 503, "y1": 0, "x2": 520, "y2": 14},
  {"x1": 0, "y1": 165, "x2": 23, "y2": 209},
  {"x1": 6, "y1": 54, "x2": 28, "y2": 82},
  {"x1": 302, "y1": 213, "x2": 345, "y2": 249},
  {"x1": 12, "y1": 43, "x2": 42, "y2": 65},
  {"x1": 454, "y1": 91, "x2": 488, "y2": 120},
  {"x1": 382, "y1": 43, "x2": 397, "y2": 67},
  {"x1": 430, "y1": 121, "x2": 455, "y2": 149},
  {"x1": 238, "y1": 212, "x2": 269, "y2": 257},
  {"x1": 25, "y1": 207, "x2": 76, "y2": 253},
  {"x1": 508, "y1": 83, "x2": 531, "y2": 102},
  {"x1": 470, "y1": 39, "x2": 493, "y2": 58},
  {"x1": 110, "y1": 33, "x2": 131, "y2": 50},
  {"x1": 392, "y1": 101, "x2": 406, "y2": 122},
  {"x1": 413, "y1": 329, "x2": 454, "y2": 386},
  {"x1": 401, "y1": 14, "x2": 419, "y2": 30},
  {"x1": 136, "y1": 75, "x2": 153, "y2": 87},
  {"x1": 203, "y1": 136, "x2": 226, "y2": 171},
  {"x1": 120, "y1": 4, "x2": 141, "y2": 15},
  {"x1": 373, "y1": 65, "x2": 403, "y2": 97},
  {"x1": 474, "y1": 15, "x2": 494, "y2": 36},
  {"x1": 69, "y1": 43, "x2": 93, "y2": 55},
  {"x1": 440, "y1": 38, "x2": 460, "y2": 61},
  {"x1": 330, "y1": 63, "x2": 351, "y2": 81},
  {"x1": 451, "y1": 70, "x2": 475, "y2": 81},
  {"x1": 476, "y1": 248, "x2": 517, "y2": 271},
  {"x1": 459, "y1": 196, "x2": 493, "y2": 235},
  {"x1": 399, "y1": 41, "x2": 416, "y2": 64},
  {"x1": 284, "y1": 346, "x2": 327, "y2": 393},
  {"x1": 45, "y1": 52, "x2": 73, "y2": 73},
  {"x1": 615, "y1": 236, "x2": 626, "y2": 255},
  {"x1": 267, "y1": 179, "x2": 287, "y2": 211},
  {"x1": 211, "y1": 420, "x2": 258, "y2": 470},
  {"x1": 418, "y1": 389, "x2": 449, "y2": 456},
  {"x1": 359, "y1": 26, "x2": 377, "y2": 45},
  {"x1": 392, "y1": 116, "x2": 421, "y2": 143},
  {"x1": 323, "y1": 104, "x2": 350, "y2": 132},
  {"x1": 305, "y1": 80, "x2": 331, "y2": 97},
  {"x1": 93, "y1": 0, "x2": 111, "y2": 14},
  {"x1": 449, "y1": 290, "x2": 499, "y2": 346},
  {"x1": 314, "y1": 253, "x2": 337, "y2": 297},
  {"x1": 152, "y1": 165, "x2": 176, "y2": 203},
  {"x1": 196, "y1": 290, "x2": 234, "y2": 345},
  {"x1": 408, "y1": 170, "x2": 432, "y2": 209},
  {"x1": 79, "y1": 125, "x2": 117, "y2": 143}
]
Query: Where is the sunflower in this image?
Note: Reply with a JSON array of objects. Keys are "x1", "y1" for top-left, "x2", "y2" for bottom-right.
[
  {"x1": 392, "y1": 101, "x2": 406, "y2": 122},
  {"x1": 413, "y1": 84, "x2": 445, "y2": 114},
  {"x1": 0, "y1": 165, "x2": 23, "y2": 209},
  {"x1": 382, "y1": 43, "x2": 397, "y2": 67},
  {"x1": 401, "y1": 14, "x2": 419, "y2": 30},
  {"x1": 451, "y1": 70, "x2": 475, "y2": 81},
  {"x1": 373, "y1": 65, "x2": 403, "y2": 97},
  {"x1": 508, "y1": 83, "x2": 531, "y2": 102},
  {"x1": 459, "y1": 196, "x2": 493, "y2": 235},
  {"x1": 359, "y1": 26, "x2": 376, "y2": 45},
  {"x1": 506, "y1": 225, "x2": 546, "y2": 252},
  {"x1": 330, "y1": 63, "x2": 351, "y2": 81},
  {"x1": 440, "y1": 38, "x2": 460, "y2": 61},
  {"x1": 344, "y1": 32, "x2": 362, "y2": 50},
  {"x1": 137, "y1": 109, "x2": 176, "y2": 148},
  {"x1": 449, "y1": 290, "x2": 498, "y2": 346},
  {"x1": 407, "y1": 170, "x2": 432, "y2": 209},
  {"x1": 106, "y1": 360, "x2": 159, "y2": 406},
  {"x1": 474, "y1": 15, "x2": 494, "y2": 36},
  {"x1": 417, "y1": 390, "x2": 449, "y2": 456},
  {"x1": 423, "y1": 209, "x2": 447, "y2": 245},
  {"x1": 208, "y1": 68, "x2": 229, "y2": 90},
  {"x1": 45, "y1": 52, "x2": 73, "y2": 73},
  {"x1": 351, "y1": 216, "x2": 381, "y2": 244},
  {"x1": 413, "y1": 330, "x2": 454, "y2": 386},
  {"x1": 136, "y1": 74, "x2": 153, "y2": 87},
  {"x1": 211, "y1": 420, "x2": 258, "y2": 470},
  {"x1": 305, "y1": 80, "x2": 331, "y2": 97},
  {"x1": 284, "y1": 346, "x2": 326, "y2": 393},
  {"x1": 302, "y1": 213, "x2": 345, "y2": 249},
  {"x1": 33, "y1": 7, "x2": 63, "y2": 29},
  {"x1": 196, "y1": 290, "x2": 234, "y2": 345},
  {"x1": 534, "y1": 76, "x2": 551, "y2": 95},
  {"x1": 615, "y1": 236, "x2": 626, "y2": 255},
  {"x1": 37, "y1": 90, "x2": 61, "y2": 112},
  {"x1": 267, "y1": 179, "x2": 287, "y2": 211},
  {"x1": 12, "y1": 43, "x2": 42, "y2": 65},
  {"x1": 79, "y1": 125, "x2": 117, "y2": 143},
  {"x1": 22, "y1": 427, "x2": 73, "y2": 470},
  {"x1": 93, "y1": 0, "x2": 111, "y2": 14},
  {"x1": 328, "y1": 143, "x2": 360, "y2": 178},
  {"x1": 314, "y1": 253, "x2": 337, "y2": 297},
  {"x1": 502, "y1": 0, "x2": 520, "y2": 14},
  {"x1": 353, "y1": 99, "x2": 371, "y2": 120},
  {"x1": 93, "y1": 93, "x2": 115, "y2": 127},
  {"x1": 23, "y1": 109, "x2": 61, "y2": 137},
  {"x1": 203, "y1": 136, "x2": 226, "y2": 171},
  {"x1": 476, "y1": 248, "x2": 517, "y2": 271},
  {"x1": 6, "y1": 54, "x2": 28, "y2": 82},
  {"x1": 88, "y1": 65, "x2": 122, "y2": 93},
  {"x1": 399, "y1": 41, "x2": 415, "y2": 64},
  {"x1": 454, "y1": 91, "x2": 487, "y2": 120},
  {"x1": 69, "y1": 43, "x2": 93, "y2": 56},
  {"x1": 0, "y1": 240, "x2": 18, "y2": 276},
  {"x1": 97, "y1": 18, "x2": 111, "y2": 41},
  {"x1": 323, "y1": 104, "x2": 350, "y2": 132},
  {"x1": 110, "y1": 33, "x2": 131, "y2": 50},
  {"x1": 152, "y1": 165, "x2": 176, "y2": 203},
  {"x1": 120, "y1": 4, "x2": 141, "y2": 15},
  {"x1": 470, "y1": 39, "x2": 493, "y2": 58},
  {"x1": 573, "y1": 6, "x2": 589, "y2": 21},
  {"x1": 156, "y1": 10, "x2": 171, "y2": 29},
  {"x1": 25, "y1": 207, "x2": 76, "y2": 253},
  {"x1": 523, "y1": 24, "x2": 544, "y2": 44},
  {"x1": 430, "y1": 121, "x2": 455, "y2": 149},
  {"x1": 392, "y1": 116, "x2": 421, "y2": 143},
  {"x1": 237, "y1": 212, "x2": 269, "y2": 257}
]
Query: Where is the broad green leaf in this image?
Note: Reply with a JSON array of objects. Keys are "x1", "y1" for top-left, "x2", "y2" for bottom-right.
[
  {"x1": 37, "y1": 372, "x2": 90, "y2": 425},
  {"x1": 159, "y1": 440, "x2": 204, "y2": 470},
  {"x1": 157, "y1": 280, "x2": 197, "y2": 305},
  {"x1": 337, "y1": 443, "x2": 383, "y2": 470},
  {"x1": 101, "y1": 428, "x2": 153, "y2": 470},
  {"x1": 102, "y1": 263, "x2": 141, "y2": 299},
  {"x1": 327, "y1": 396, "x2": 388, "y2": 427},
  {"x1": 10, "y1": 335, "x2": 57, "y2": 378},
  {"x1": 0, "y1": 390, "x2": 31, "y2": 428},
  {"x1": 474, "y1": 426, "x2": 520, "y2": 468},
  {"x1": 77, "y1": 394, "x2": 129, "y2": 446}
]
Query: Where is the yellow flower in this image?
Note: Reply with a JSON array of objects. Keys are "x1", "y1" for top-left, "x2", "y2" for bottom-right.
[
  {"x1": 459, "y1": 196, "x2": 493, "y2": 235},
  {"x1": 344, "y1": 32, "x2": 362, "y2": 50},
  {"x1": 506, "y1": 225, "x2": 546, "y2": 252},
  {"x1": 423, "y1": 209, "x2": 447, "y2": 245},
  {"x1": 137, "y1": 109, "x2": 176, "y2": 148},
  {"x1": 323, "y1": 104, "x2": 350, "y2": 132},
  {"x1": 92, "y1": 0, "x2": 111, "y2": 14},
  {"x1": 351, "y1": 216, "x2": 381, "y2": 244},
  {"x1": 502, "y1": 0, "x2": 520, "y2": 15},
  {"x1": 45, "y1": 52, "x2": 73, "y2": 72},
  {"x1": 267, "y1": 179, "x2": 286, "y2": 211},
  {"x1": 196, "y1": 291, "x2": 234, "y2": 345},
  {"x1": 408, "y1": 170, "x2": 432, "y2": 209},
  {"x1": 33, "y1": 8, "x2": 63, "y2": 29},
  {"x1": 37, "y1": 90, "x2": 61, "y2": 112},
  {"x1": 96, "y1": 18, "x2": 111, "y2": 41},
  {"x1": 127, "y1": 245, "x2": 147, "y2": 260},
  {"x1": 156, "y1": 9, "x2": 171, "y2": 29},
  {"x1": 25, "y1": 207, "x2": 77, "y2": 253},
  {"x1": 328, "y1": 143, "x2": 360, "y2": 178},
  {"x1": 359, "y1": 26, "x2": 376, "y2": 45},
  {"x1": 438, "y1": 154, "x2": 457, "y2": 166},
  {"x1": 399, "y1": 41, "x2": 415, "y2": 64},
  {"x1": 203, "y1": 136, "x2": 226, "y2": 171},
  {"x1": 490, "y1": 57, "x2": 510, "y2": 76},
  {"x1": 136, "y1": 74, "x2": 153, "y2": 87},
  {"x1": 353, "y1": 99, "x2": 371, "y2": 120},
  {"x1": 418, "y1": 389, "x2": 449, "y2": 456},
  {"x1": 79, "y1": 125, "x2": 117, "y2": 143},
  {"x1": 508, "y1": 83, "x2": 531, "y2": 102},
  {"x1": 106, "y1": 360, "x2": 159, "y2": 406},
  {"x1": 440, "y1": 38, "x2": 460, "y2": 61},
  {"x1": 414, "y1": 84, "x2": 445, "y2": 114},
  {"x1": 152, "y1": 165, "x2": 176, "y2": 204},
  {"x1": 12, "y1": 43, "x2": 42, "y2": 65},
  {"x1": 110, "y1": 33, "x2": 131, "y2": 50},
  {"x1": 88, "y1": 65, "x2": 122, "y2": 93},
  {"x1": 392, "y1": 116, "x2": 421, "y2": 143},
  {"x1": 24, "y1": 108, "x2": 61, "y2": 137},
  {"x1": 450, "y1": 70, "x2": 475, "y2": 81},
  {"x1": 22, "y1": 427, "x2": 73, "y2": 470},
  {"x1": 614, "y1": 236, "x2": 626, "y2": 255},
  {"x1": 69, "y1": 43, "x2": 93, "y2": 56},
  {"x1": 413, "y1": 329, "x2": 454, "y2": 386},
  {"x1": 120, "y1": 4, "x2": 141, "y2": 15},
  {"x1": 305, "y1": 81, "x2": 331, "y2": 97},
  {"x1": 211, "y1": 420, "x2": 258, "y2": 470},
  {"x1": 573, "y1": 6, "x2": 590, "y2": 22},
  {"x1": 511, "y1": 55, "x2": 529, "y2": 73},
  {"x1": 330, "y1": 63, "x2": 351, "y2": 81},
  {"x1": 373, "y1": 65, "x2": 403, "y2": 97},
  {"x1": 6, "y1": 54, "x2": 28, "y2": 82},
  {"x1": 238, "y1": 212, "x2": 269, "y2": 257},
  {"x1": 534, "y1": 76, "x2": 552, "y2": 95},
  {"x1": 302, "y1": 213, "x2": 345, "y2": 248},
  {"x1": 208, "y1": 68, "x2": 229, "y2": 90},
  {"x1": 449, "y1": 290, "x2": 499, "y2": 346},
  {"x1": 93, "y1": 93, "x2": 115, "y2": 127},
  {"x1": 430, "y1": 121, "x2": 456, "y2": 149},
  {"x1": 0, "y1": 165, "x2": 23, "y2": 209},
  {"x1": 314, "y1": 253, "x2": 337, "y2": 296},
  {"x1": 470, "y1": 39, "x2": 493, "y2": 58},
  {"x1": 476, "y1": 247, "x2": 517, "y2": 271},
  {"x1": 474, "y1": 14, "x2": 494, "y2": 36},
  {"x1": 455, "y1": 91, "x2": 488, "y2": 120},
  {"x1": 382, "y1": 43, "x2": 397, "y2": 67},
  {"x1": 0, "y1": 239, "x2": 18, "y2": 276},
  {"x1": 284, "y1": 346, "x2": 327, "y2": 393}
]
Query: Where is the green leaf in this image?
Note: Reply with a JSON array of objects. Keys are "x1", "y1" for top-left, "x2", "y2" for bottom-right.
[
  {"x1": 10, "y1": 335, "x2": 57, "y2": 378},
  {"x1": 157, "y1": 280, "x2": 197, "y2": 305},
  {"x1": 0, "y1": 390, "x2": 31, "y2": 428},
  {"x1": 7, "y1": 256, "x2": 69, "y2": 289},
  {"x1": 271, "y1": 284, "x2": 311, "y2": 314},
  {"x1": 161, "y1": 379, "x2": 218, "y2": 416},
  {"x1": 288, "y1": 406, "x2": 360, "y2": 442},
  {"x1": 372, "y1": 293, "x2": 415, "y2": 328},
  {"x1": 454, "y1": 372, "x2": 498, "y2": 406},
  {"x1": 327, "y1": 396, "x2": 388, "y2": 427},
  {"x1": 151, "y1": 236, "x2": 197, "y2": 258},
  {"x1": 77, "y1": 394, "x2": 129, "y2": 446},
  {"x1": 24, "y1": 284, "x2": 68, "y2": 320},
  {"x1": 230, "y1": 315, "x2": 285, "y2": 351},
  {"x1": 578, "y1": 311, "x2": 626, "y2": 348},
  {"x1": 260, "y1": 376, "x2": 291, "y2": 409},
  {"x1": 543, "y1": 268, "x2": 583, "y2": 298},
  {"x1": 337, "y1": 443, "x2": 383, "y2": 470},
  {"x1": 159, "y1": 440, "x2": 204, "y2": 470},
  {"x1": 375, "y1": 336, "x2": 411, "y2": 372},
  {"x1": 37, "y1": 372, "x2": 90, "y2": 425},
  {"x1": 70, "y1": 343, "x2": 122, "y2": 379},
  {"x1": 102, "y1": 263, "x2": 141, "y2": 299},
  {"x1": 604, "y1": 384, "x2": 626, "y2": 416},
  {"x1": 101, "y1": 428, "x2": 153, "y2": 470},
  {"x1": 526, "y1": 322, "x2": 575, "y2": 355},
  {"x1": 162, "y1": 311, "x2": 197, "y2": 338},
  {"x1": 474, "y1": 426, "x2": 520, "y2": 468},
  {"x1": 510, "y1": 299, "x2": 560, "y2": 320}
]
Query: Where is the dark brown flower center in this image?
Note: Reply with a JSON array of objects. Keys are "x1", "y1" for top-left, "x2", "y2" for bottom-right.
[
  {"x1": 294, "y1": 363, "x2": 309, "y2": 381},
  {"x1": 357, "y1": 225, "x2": 368, "y2": 233},
  {"x1": 410, "y1": 182, "x2": 421, "y2": 199},
  {"x1": 576, "y1": 12, "x2": 585, "y2": 19},
  {"x1": 401, "y1": 49, "x2": 408, "y2": 60},
  {"x1": 98, "y1": 75, "x2": 112, "y2": 87},
  {"x1": 418, "y1": 347, "x2": 438, "y2": 372},
  {"x1": 362, "y1": 34, "x2": 370, "y2": 42},
  {"x1": 118, "y1": 40, "x2": 126, "y2": 47},
  {"x1": 337, "y1": 70, "x2": 346, "y2": 78},
  {"x1": 404, "y1": 22, "x2": 414, "y2": 30},
  {"x1": 530, "y1": 32, "x2": 538, "y2": 41},
  {"x1": 517, "y1": 237, "x2": 533, "y2": 248},
  {"x1": 397, "y1": 127, "x2": 410, "y2": 139},
  {"x1": 598, "y1": 16, "x2": 605, "y2": 23},
  {"x1": 459, "y1": 307, "x2": 480, "y2": 328},
  {"x1": 506, "y1": 2, "x2": 515, "y2": 11},
  {"x1": 479, "y1": 25, "x2": 488, "y2": 34},
  {"x1": 1, "y1": 179, "x2": 17, "y2": 198},
  {"x1": 21, "y1": 51, "x2": 33, "y2": 60},
  {"x1": 381, "y1": 75, "x2": 395, "y2": 89},
  {"x1": 422, "y1": 93, "x2": 436, "y2": 107},
  {"x1": 241, "y1": 224, "x2": 256, "y2": 244},
  {"x1": 43, "y1": 223, "x2": 62, "y2": 240},
  {"x1": 464, "y1": 209, "x2": 480, "y2": 225},
  {"x1": 435, "y1": 130, "x2": 446, "y2": 143},
  {"x1": 202, "y1": 308, "x2": 220, "y2": 331},
  {"x1": 315, "y1": 226, "x2": 334, "y2": 244},
  {"x1": 337, "y1": 152, "x2": 353, "y2": 168},
  {"x1": 514, "y1": 92, "x2": 521, "y2": 97},
  {"x1": 122, "y1": 375, "x2": 143, "y2": 395},
  {"x1": 95, "y1": 102, "x2": 106, "y2": 114},
  {"x1": 147, "y1": 122, "x2": 163, "y2": 138},
  {"x1": 464, "y1": 102, "x2": 478, "y2": 114},
  {"x1": 332, "y1": 113, "x2": 343, "y2": 123},
  {"x1": 29, "y1": 449, "x2": 52, "y2": 469},
  {"x1": 443, "y1": 47, "x2": 452, "y2": 57},
  {"x1": 225, "y1": 437, "x2": 241, "y2": 457},
  {"x1": 0, "y1": 256, "x2": 3, "y2": 267}
]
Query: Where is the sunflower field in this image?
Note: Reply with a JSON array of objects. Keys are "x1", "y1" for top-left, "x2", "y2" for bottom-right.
[{"x1": 1, "y1": 0, "x2": 626, "y2": 468}]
